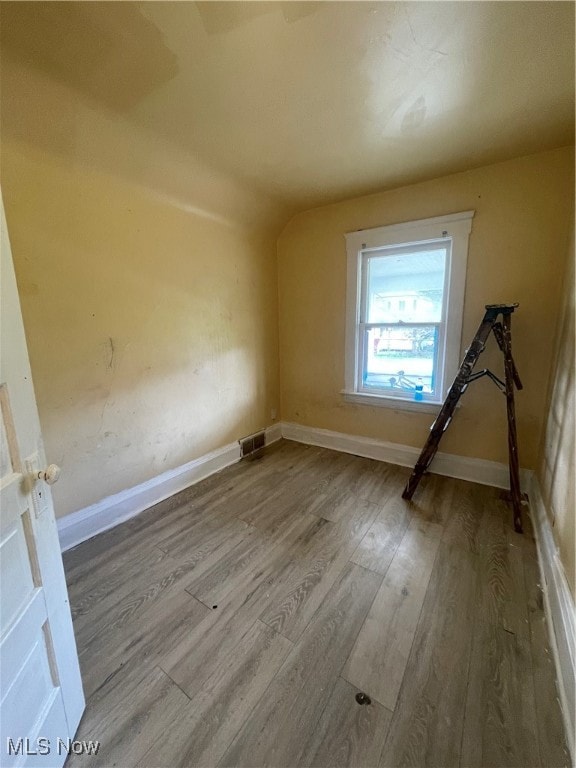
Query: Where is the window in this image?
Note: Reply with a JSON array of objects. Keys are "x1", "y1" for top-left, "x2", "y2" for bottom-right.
[{"x1": 344, "y1": 211, "x2": 474, "y2": 408}]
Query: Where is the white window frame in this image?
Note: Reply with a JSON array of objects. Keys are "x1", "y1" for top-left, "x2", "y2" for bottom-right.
[{"x1": 344, "y1": 211, "x2": 474, "y2": 411}]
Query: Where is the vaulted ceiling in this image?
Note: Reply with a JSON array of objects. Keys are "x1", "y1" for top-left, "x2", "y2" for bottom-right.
[{"x1": 1, "y1": 1, "x2": 574, "y2": 211}]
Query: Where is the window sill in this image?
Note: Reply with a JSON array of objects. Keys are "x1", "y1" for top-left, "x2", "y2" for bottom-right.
[{"x1": 341, "y1": 390, "x2": 443, "y2": 414}]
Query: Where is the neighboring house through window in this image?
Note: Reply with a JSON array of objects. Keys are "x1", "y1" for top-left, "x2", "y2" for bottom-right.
[{"x1": 344, "y1": 211, "x2": 474, "y2": 409}]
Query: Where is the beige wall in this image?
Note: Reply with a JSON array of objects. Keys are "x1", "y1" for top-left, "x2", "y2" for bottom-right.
[
  {"x1": 537, "y1": 218, "x2": 575, "y2": 597},
  {"x1": 278, "y1": 147, "x2": 574, "y2": 469},
  {"x1": 1, "y1": 58, "x2": 285, "y2": 518},
  {"x1": 2, "y1": 37, "x2": 574, "y2": 529}
]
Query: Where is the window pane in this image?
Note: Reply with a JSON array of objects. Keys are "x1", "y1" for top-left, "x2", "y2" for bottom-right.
[
  {"x1": 363, "y1": 325, "x2": 438, "y2": 394},
  {"x1": 366, "y1": 247, "x2": 446, "y2": 323}
]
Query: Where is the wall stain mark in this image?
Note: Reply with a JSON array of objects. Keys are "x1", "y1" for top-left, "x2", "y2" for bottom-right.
[{"x1": 108, "y1": 337, "x2": 115, "y2": 370}]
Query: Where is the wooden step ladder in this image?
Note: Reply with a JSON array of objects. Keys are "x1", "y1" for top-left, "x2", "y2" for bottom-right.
[{"x1": 402, "y1": 303, "x2": 524, "y2": 533}]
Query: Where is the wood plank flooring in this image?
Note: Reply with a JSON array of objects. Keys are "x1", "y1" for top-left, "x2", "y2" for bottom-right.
[{"x1": 63, "y1": 440, "x2": 570, "y2": 768}]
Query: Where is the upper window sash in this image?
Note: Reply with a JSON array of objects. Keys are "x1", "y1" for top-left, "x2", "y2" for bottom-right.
[{"x1": 359, "y1": 239, "x2": 451, "y2": 326}]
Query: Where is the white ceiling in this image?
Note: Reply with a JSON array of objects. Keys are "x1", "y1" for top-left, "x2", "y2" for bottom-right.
[{"x1": 1, "y1": 1, "x2": 574, "y2": 212}]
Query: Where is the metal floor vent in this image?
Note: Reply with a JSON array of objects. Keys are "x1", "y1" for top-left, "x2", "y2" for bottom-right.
[{"x1": 240, "y1": 431, "x2": 266, "y2": 458}]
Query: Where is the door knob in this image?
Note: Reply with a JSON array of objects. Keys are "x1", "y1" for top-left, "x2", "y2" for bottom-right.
[{"x1": 37, "y1": 464, "x2": 61, "y2": 485}]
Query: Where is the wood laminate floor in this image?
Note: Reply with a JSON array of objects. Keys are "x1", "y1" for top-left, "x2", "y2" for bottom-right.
[{"x1": 63, "y1": 440, "x2": 570, "y2": 768}]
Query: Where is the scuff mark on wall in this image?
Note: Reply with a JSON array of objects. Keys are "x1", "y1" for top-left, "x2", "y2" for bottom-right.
[{"x1": 108, "y1": 336, "x2": 115, "y2": 369}]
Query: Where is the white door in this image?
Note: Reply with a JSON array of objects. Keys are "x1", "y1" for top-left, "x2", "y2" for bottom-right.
[{"x1": 0, "y1": 192, "x2": 85, "y2": 767}]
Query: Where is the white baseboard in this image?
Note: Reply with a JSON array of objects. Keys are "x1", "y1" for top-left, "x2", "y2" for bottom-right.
[
  {"x1": 265, "y1": 422, "x2": 283, "y2": 444},
  {"x1": 530, "y1": 475, "x2": 575, "y2": 758},
  {"x1": 57, "y1": 424, "x2": 282, "y2": 552},
  {"x1": 57, "y1": 441, "x2": 240, "y2": 552},
  {"x1": 57, "y1": 417, "x2": 529, "y2": 552},
  {"x1": 280, "y1": 421, "x2": 532, "y2": 491}
]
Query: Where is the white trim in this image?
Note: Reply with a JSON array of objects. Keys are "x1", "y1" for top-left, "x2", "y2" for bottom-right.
[
  {"x1": 345, "y1": 233, "x2": 362, "y2": 393},
  {"x1": 57, "y1": 425, "x2": 283, "y2": 553},
  {"x1": 345, "y1": 210, "x2": 475, "y2": 246},
  {"x1": 265, "y1": 422, "x2": 283, "y2": 444},
  {"x1": 341, "y1": 389, "x2": 443, "y2": 414},
  {"x1": 530, "y1": 475, "x2": 575, "y2": 758},
  {"x1": 57, "y1": 442, "x2": 240, "y2": 551},
  {"x1": 280, "y1": 421, "x2": 532, "y2": 491},
  {"x1": 344, "y1": 210, "x2": 474, "y2": 405}
]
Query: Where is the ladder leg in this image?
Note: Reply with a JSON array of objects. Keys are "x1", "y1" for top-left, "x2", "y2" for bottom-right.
[
  {"x1": 402, "y1": 312, "x2": 496, "y2": 500},
  {"x1": 501, "y1": 313, "x2": 523, "y2": 533},
  {"x1": 492, "y1": 322, "x2": 523, "y2": 390}
]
